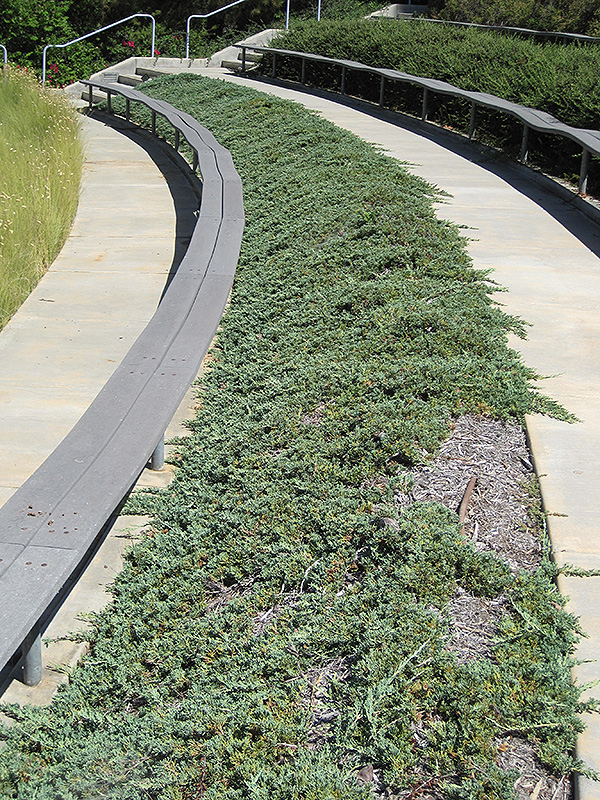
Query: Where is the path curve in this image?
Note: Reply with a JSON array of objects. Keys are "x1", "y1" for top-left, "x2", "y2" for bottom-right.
[{"x1": 0, "y1": 112, "x2": 197, "y2": 509}]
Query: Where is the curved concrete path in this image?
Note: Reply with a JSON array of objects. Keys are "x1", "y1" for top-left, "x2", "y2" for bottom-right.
[
  {"x1": 196, "y1": 68, "x2": 600, "y2": 795},
  {"x1": 1, "y1": 68, "x2": 598, "y2": 793},
  {"x1": 0, "y1": 111, "x2": 200, "y2": 701},
  {"x1": 0, "y1": 113, "x2": 193, "y2": 507}
]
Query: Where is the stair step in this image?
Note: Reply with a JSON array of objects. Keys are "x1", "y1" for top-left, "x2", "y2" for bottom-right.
[
  {"x1": 118, "y1": 73, "x2": 144, "y2": 86},
  {"x1": 136, "y1": 66, "x2": 173, "y2": 78},
  {"x1": 237, "y1": 51, "x2": 262, "y2": 63},
  {"x1": 81, "y1": 87, "x2": 108, "y2": 104},
  {"x1": 222, "y1": 59, "x2": 257, "y2": 72}
]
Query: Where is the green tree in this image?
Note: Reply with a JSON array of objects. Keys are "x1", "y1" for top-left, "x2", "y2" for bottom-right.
[{"x1": 0, "y1": 0, "x2": 74, "y2": 60}]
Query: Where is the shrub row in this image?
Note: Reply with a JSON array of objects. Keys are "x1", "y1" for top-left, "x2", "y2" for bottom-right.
[
  {"x1": 272, "y1": 18, "x2": 600, "y2": 192},
  {"x1": 427, "y1": 0, "x2": 600, "y2": 36}
]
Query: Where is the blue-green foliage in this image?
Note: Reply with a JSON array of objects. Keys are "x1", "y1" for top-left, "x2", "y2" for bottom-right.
[{"x1": 0, "y1": 76, "x2": 587, "y2": 798}]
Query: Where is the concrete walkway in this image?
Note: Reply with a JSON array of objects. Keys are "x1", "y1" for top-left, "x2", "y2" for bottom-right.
[
  {"x1": 196, "y1": 69, "x2": 600, "y2": 795},
  {"x1": 1, "y1": 67, "x2": 599, "y2": 794},
  {"x1": 0, "y1": 111, "x2": 199, "y2": 701},
  {"x1": 0, "y1": 113, "x2": 187, "y2": 506}
]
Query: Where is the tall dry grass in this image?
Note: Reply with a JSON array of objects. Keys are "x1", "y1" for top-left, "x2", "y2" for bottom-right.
[{"x1": 0, "y1": 67, "x2": 84, "y2": 329}]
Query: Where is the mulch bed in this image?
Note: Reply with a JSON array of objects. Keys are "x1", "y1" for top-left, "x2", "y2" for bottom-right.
[{"x1": 391, "y1": 415, "x2": 570, "y2": 800}]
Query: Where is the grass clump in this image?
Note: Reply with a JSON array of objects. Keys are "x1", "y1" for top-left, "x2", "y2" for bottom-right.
[
  {"x1": 0, "y1": 76, "x2": 588, "y2": 798},
  {"x1": 0, "y1": 67, "x2": 83, "y2": 329}
]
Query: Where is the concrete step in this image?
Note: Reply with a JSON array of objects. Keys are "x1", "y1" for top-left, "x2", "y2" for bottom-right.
[
  {"x1": 208, "y1": 28, "x2": 281, "y2": 67},
  {"x1": 221, "y1": 58, "x2": 258, "y2": 72},
  {"x1": 117, "y1": 73, "x2": 144, "y2": 87},
  {"x1": 239, "y1": 51, "x2": 262, "y2": 63}
]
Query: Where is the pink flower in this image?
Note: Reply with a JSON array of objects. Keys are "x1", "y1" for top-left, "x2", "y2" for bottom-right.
[{"x1": 154, "y1": 49, "x2": 161, "y2": 55}]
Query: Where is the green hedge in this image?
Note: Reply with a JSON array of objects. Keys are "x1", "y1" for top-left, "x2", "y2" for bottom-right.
[
  {"x1": 0, "y1": 76, "x2": 588, "y2": 799},
  {"x1": 272, "y1": 18, "x2": 600, "y2": 191},
  {"x1": 274, "y1": 18, "x2": 600, "y2": 128},
  {"x1": 427, "y1": 0, "x2": 600, "y2": 36}
]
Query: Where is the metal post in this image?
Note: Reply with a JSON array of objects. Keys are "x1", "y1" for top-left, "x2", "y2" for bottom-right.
[
  {"x1": 468, "y1": 101, "x2": 476, "y2": 140},
  {"x1": 286, "y1": 0, "x2": 290, "y2": 29},
  {"x1": 317, "y1": 0, "x2": 322, "y2": 20},
  {"x1": 22, "y1": 628, "x2": 42, "y2": 686},
  {"x1": 241, "y1": 46, "x2": 246, "y2": 73},
  {"x1": 379, "y1": 75, "x2": 385, "y2": 107},
  {"x1": 520, "y1": 123, "x2": 529, "y2": 163},
  {"x1": 88, "y1": 85, "x2": 93, "y2": 110},
  {"x1": 151, "y1": 110, "x2": 156, "y2": 136},
  {"x1": 340, "y1": 65, "x2": 346, "y2": 95},
  {"x1": 107, "y1": 90, "x2": 112, "y2": 115},
  {"x1": 150, "y1": 438, "x2": 164, "y2": 471},
  {"x1": 272, "y1": 53, "x2": 277, "y2": 78},
  {"x1": 301, "y1": 58, "x2": 306, "y2": 84},
  {"x1": 193, "y1": 151, "x2": 199, "y2": 172},
  {"x1": 125, "y1": 97, "x2": 130, "y2": 122},
  {"x1": 421, "y1": 87, "x2": 429, "y2": 121},
  {"x1": 579, "y1": 148, "x2": 590, "y2": 194},
  {"x1": 174, "y1": 128, "x2": 180, "y2": 151}
]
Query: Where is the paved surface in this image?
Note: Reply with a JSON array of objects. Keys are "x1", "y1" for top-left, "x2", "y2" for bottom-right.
[
  {"x1": 0, "y1": 111, "x2": 199, "y2": 701},
  {"x1": 1, "y1": 65, "x2": 599, "y2": 794},
  {"x1": 196, "y1": 68, "x2": 600, "y2": 796}
]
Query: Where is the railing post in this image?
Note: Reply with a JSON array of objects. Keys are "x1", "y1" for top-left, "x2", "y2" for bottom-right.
[
  {"x1": 272, "y1": 53, "x2": 277, "y2": 78},
  {"x1": 22, "y1": 627, "x2": 42, "y2": 686},
  {"x1": 88, "y1": 85, "x2": 94, "y2": 110},
  {"x1": 421, "y1": 87, "x2": 429, "y2": 121},
  {"x1": 340, "y1": 65, "x2": 346, "y2": 95},
  {"x1": 241, "y1": 46, "x2": 246, "y2": 73},
  {"x1": 151, "y1": 110, "x2": 156, "y2": 136},
  {"x1": 42, "y1": 13, "x2": 156, "y2": 85},
  {"x1": 379, "y1": 75, "x2": 385, "y2": 107},
  {"x1": 150, "y1": 437, "x2": 165, "y2": 471},
  {"x1": 579, "y1": 148, "x2": 590, "y2": 194},
  {"x1": 193, "y1": 151, "x2": 199, "y2": 172},
  {"x1": 125, "y1": 97, "x2": 130, "y2": 122},
  {"x1": 468, "y1": 101, "x2": 476, "y2": 140},
  {"x1": 301, "y1": 57, "x2": 306, "y2": 84},
  {"x1": 520, "y1": 123, "x2": 529, "y2": 163},
  {"x1": 1, "y1": 45, "x2": 7, "y2": 83},
  {"x1": 174, "y1": 128, "x2": 180, "y2": 151}
]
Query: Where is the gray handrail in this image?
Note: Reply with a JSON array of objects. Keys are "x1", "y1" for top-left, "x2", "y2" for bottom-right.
[
  {"x1": 186, "y1": 0, "x2": 293, "y2": 59},
  {"x1": 42, "y1": 13, "x2": 156, "y2": 85},
  {"x1": 238, "y1": 44, "x2": 600, "y2": 194},
  {"x1": 0, "y1": 82, "x2": 244, "y2": 686},
  {"x1": 186, "y1": 0, "x2": 251, "y2": 59},
  {"x1": 0, "y1": 45, "x2": 6, "y2": 82},
  {"x1": 405, "y1": 16, "x2": 600, "y2": 45}
]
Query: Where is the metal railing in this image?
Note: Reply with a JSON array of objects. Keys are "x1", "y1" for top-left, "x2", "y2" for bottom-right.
[
  {"x1": 238, "y1": 44, "x2": 600, "y2": 195},
  {"x1": 42, "y1": 13, "x2": 156, "y2": 85},
  {"x1": 403, "y1": 15, "x2": 600, "y2": 45},
  {"x1": 186, "y1": 0, "x2": 295, "y2": 60},
  {"x1": 0, "y1": 83, "x2": 243, "y2": 686},
  {"x1": 1, "y1": 44, "x2": 7, "y2": 80}
]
